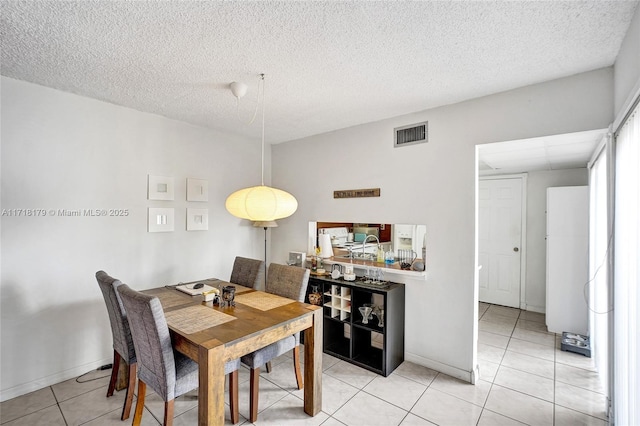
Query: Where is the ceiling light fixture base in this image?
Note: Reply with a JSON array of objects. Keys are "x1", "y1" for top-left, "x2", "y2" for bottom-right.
[{"x1": 229, "y1": 81, "x2": 248, "y2": 99}]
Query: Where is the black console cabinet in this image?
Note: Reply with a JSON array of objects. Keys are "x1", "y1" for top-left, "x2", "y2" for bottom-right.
[{"x1": 307, "y1": 275, "x2": 405, "y2": 376}]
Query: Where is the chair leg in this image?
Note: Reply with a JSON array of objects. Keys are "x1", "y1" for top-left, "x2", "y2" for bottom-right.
[
  {"x1": 249, "y1": 367, "x2": 260, "y2": 423},
  {"x1": 121, "y1": 362, "x2": 136, "y2": 420},
  {"x1": 265, "y1": 361, "x2": 272, "y2": 373},
  {"x1": 107, "y1": 350, "x2": 120, "y2": 397},
  {"x1": 132, "y1": 380, "x2": 146, "y2": 426},
  {"x1": 163, "y1": 400, "x2": 174, "y2": 426},
  {"x1": 229, "y1": 370, "x2": 239, "y2": 424},
  {"x1": 293, "y1": 346, "x2": 304, "y2": 390}
]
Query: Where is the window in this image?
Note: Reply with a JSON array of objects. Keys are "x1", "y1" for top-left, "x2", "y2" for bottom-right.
[
  {"x1": 588, "y1": 138, "x2": 609, "y2": 395},
  {"x1": 613, "y1": 100, "x2": 640, "y2": 425}
]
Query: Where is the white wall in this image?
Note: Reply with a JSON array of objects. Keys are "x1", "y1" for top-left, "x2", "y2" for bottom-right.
[
  {"x1": 524, "y1": 169, "x2": 589, "y2": 312},
  {"x1": 614, "y1": 3, "x2": 640, "y2": 118},
  {"x1": 0, "y1": 77, "x2": 266, "y2": 401},
  {"x1": 271, "y1": 68, "x2": 613, "y2": 381}
]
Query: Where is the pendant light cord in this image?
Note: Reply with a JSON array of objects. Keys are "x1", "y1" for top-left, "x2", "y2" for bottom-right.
[
  {"x1": 260, "y1": 74, "x2": 265, "y2": 186},
  {"x1": 235, "y1": 77, "x2": 262, "y2": 125},
  {"x1": 233, "y1": 74, "x2": 266, "y2": 185}
]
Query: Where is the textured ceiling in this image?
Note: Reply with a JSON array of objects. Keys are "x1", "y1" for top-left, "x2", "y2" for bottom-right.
[{"x1": 1, "y1": 1, "x2": 638, "y2": 145}]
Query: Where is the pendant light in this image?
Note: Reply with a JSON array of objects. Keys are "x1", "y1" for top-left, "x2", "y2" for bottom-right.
[{"x1": 225, "y1": 74, "x2": 298, "y2": 221}]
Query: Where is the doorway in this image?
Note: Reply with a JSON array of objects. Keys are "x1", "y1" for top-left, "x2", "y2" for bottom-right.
[{"x1": 478, "y1": 175, "x2": 526, "y2": 309}]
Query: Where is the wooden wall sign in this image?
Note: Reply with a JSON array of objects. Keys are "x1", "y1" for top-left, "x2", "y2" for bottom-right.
[{"x1": 333, "y1": 188, "x2": 380, "y2": 199}]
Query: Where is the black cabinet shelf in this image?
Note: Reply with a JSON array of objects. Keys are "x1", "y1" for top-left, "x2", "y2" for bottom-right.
[
  {"x1": 308, "y1": 275, "x2": 405, "y2": 376},
  {"x1": 352, "y1": 321, "x2": 384, "y2": 333}
]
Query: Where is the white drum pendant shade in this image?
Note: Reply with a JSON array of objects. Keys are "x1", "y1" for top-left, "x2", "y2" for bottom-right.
[{"x1": 225, "y1": 185, "x2": 298, "y2": 221}]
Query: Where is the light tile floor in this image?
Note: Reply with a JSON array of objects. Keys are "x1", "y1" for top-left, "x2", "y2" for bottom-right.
[{"x1": 1, "y1": 303, "x2": 607, "y2": 425}]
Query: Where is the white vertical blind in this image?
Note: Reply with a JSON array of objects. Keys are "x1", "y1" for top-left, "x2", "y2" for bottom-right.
[
  {"x1": 588, "y1": 142, "x2": 609, "y2": 395},
  {"x1": 614, "y1": 100, "x2": 640, "y2": 426}
]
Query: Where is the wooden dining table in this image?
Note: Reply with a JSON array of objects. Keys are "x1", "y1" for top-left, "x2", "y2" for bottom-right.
[{"x1": 143, "y1": 278, "x2": 322, "y2": 425}]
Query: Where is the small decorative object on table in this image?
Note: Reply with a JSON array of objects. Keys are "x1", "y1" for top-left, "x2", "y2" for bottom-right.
[
  {"x1": 202, "y1": 288, "x2": 219, "y2": 302},
  {"x1": 308, "y1": 284, "x2": 322, "y2": 306},
  {"x1": 221, "y1": 285, "x2": 236, "y2": 307}
]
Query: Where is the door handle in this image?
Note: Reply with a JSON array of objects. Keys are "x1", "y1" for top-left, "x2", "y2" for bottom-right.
[{"x1": 513, "y1": 247, "x2": 519, "y2": 252}]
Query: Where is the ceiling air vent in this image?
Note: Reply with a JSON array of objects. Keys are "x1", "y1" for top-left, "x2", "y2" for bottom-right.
[{"x1": 394, "y1": 122, "x2": 428, "y2": 148}]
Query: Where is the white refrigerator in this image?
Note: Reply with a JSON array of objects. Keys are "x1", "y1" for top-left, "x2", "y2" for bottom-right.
[
  {"x1": 546, "y1": 186, "x2": 589, "y2": 335},
  {"x1": 393, "y1": 224, "x2": 426, "y2": 257}
]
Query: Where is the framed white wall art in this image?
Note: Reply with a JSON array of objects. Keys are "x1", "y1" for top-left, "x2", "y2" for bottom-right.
[
  {"x1": 186, "y1": 178, "x2": 208, "y2": 202},
  {"x1": 148, "y1": 175, "x2": 174, "y2": 200},
  {"x1": 186, "y1": 208, "x2": 208, "y2": 231},
  {"x1": 148, "y1": 208, "x2": 175, "y2": 232}
]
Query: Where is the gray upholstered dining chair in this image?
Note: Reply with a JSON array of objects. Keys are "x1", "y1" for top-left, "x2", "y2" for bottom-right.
[
  {"x1": 116, "y1": 284, "x2": 240, "y2": 425},
  {"x1": 95, "y1": 270, "x2": 136, "y2": 421},
  {"x1": 229, "y1": 256, "x2": 265, "y2": 290},
  {"x1": 240, "y1": 263, "x2": 310, "y2": 422}
]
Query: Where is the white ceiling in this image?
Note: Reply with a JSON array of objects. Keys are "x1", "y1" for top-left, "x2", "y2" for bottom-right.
[
  {"x1": 1, "y1": 1, "x2": 637, "y2": 150},
  {"x1": 478, "y1": 128, "x2": 608, "y2": 175}
]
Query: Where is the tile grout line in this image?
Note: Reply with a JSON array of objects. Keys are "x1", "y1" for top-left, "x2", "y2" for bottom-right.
[
  {"x1": 479, "y1": 304, "x2": 543, "y2": 425},
  {"x1": 49, "y1": 384, "x2": 71, "y2": 426},
  {"x1": 486, "y1": 306, "x2": 536, "y2": 425},
  {"x1": 487, "y1": 309, "x2": 544, "y2": 424},
  {"x1": 476, "y1": 304, "x2": 499, "y2": 426},
  {"x1": 476, "y1": 308, "x2": 495, "y2": 426},
  {"x1": 483, "y1": 304, "x2": 603, "y2": 425},
  {"x1": 402, "y1": 382, "x2": 432, "y2": 425},
  {"x1": 5, "y1": 304, "x2": 603, "y2": 426},
  {"x1": 394, "y1": 372, "x2": 439, "y2": 426}
]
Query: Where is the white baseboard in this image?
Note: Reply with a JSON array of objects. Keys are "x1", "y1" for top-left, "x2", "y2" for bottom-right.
[
  {"x1": 0, "y1": 357, "x2": 112, "y2": 402},
  {"x1": 404, "y1": 351, "x2": 473, "y2": 383}
]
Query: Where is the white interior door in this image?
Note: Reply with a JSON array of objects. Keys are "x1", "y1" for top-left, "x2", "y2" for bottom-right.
[{"x1": 479, "y1": 177, "x2": 523, "y2": 308}]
